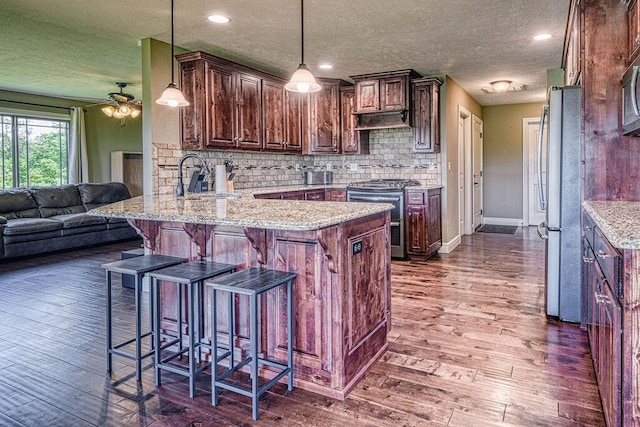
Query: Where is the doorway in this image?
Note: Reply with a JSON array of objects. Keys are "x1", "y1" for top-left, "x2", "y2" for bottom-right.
[
  {"x1": 458, "y1": 107, "x2": 471, "y2": 237},
  {"x1": 459, "y1": 107, "x2": 483, "y2": 237},
  {"x1": 522, "y1": 116, "x2": 546, "y2": 226},
  {"x1": 471, "y1": 115, "x2": 483, "y2": 231}
]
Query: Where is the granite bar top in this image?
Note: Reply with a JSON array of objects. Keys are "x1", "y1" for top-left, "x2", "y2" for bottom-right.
[
  {"x1": 89, "y1": 192, "x2": 393, "y2": 231},
  {"x1": 582, "y1": 201, "x2": 640, "y2": 249}
]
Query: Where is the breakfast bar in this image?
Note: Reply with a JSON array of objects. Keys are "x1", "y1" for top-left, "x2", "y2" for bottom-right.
[{"x1": 90, "y1": 193, "x2": 393, "y2": 399}]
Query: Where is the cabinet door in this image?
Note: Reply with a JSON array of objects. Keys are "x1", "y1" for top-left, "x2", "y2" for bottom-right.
[
  {"x1": 307, "y1": 83, "x2": 339, "y2": 154},
  {"x1": 426, "y1": 190, "x2": 442, "y2": 251},
  {"x1": 304, "y1": 190, "x2": 325, "y2": 201},
  {"x1": 340, "y1": 87, "x2": 361, "y2": 154},
  {"x1": 355, "y1": 79, "x2": 380, "y2": 113},
  {"x1": 413, "y1": 80, "x2": 440, "y2": 153},
  {"x1": 285, "y1": 92, "x2": 303, "y2": 152},
  {"x1": 207, "y1": 65, "x2": 236, "y2": 149},
  {"x1": 235, "y1": 72, "x2": 262, "y2": 150},
  {"x1": 598, "y1": 278, "x2": 622, "y2": 427},
  {"x1": 582, "y1": 237, "x2": 597, "y2": 343},
  {"x1": 263, "y1": 78, "x2": 286, "y2": 151},
  {"x1": 406, "y1": 205, "x2": 427, "y2": 254},
  {"x1": 326, "y1": 189, "x2": 346, "y2": 202},
  {"x1": 179, "y1": 60, "x2": 206, "y2": 150},
  {"x1": 380, "y1": 76, "x2": 406, "y2": 112},
  {"x1": 280, "y1": 191, "x2": 305, "y2": 200}
]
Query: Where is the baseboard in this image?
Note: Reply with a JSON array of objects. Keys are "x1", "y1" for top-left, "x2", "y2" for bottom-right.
[
  {"x1": 482, "y1": 217, "x2": 524, "y2": 227},
  {"x1": 439, "y1": 235, "x2": 461, "y2": 253}
]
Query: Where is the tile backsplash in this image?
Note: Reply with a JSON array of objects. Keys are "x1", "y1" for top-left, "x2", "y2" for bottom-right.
[{"x1": 153, "y1": 128, "x2": 441, "y2": 194}]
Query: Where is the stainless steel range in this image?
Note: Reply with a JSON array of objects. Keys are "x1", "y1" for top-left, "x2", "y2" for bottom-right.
[{"x1": 346, "y1": 179, "x2": 420, "y2": 259}]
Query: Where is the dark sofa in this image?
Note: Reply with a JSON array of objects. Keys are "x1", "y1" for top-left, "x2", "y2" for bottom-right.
[{"x1": 0, "y1": 182, "x2": 139, "y2": 260}]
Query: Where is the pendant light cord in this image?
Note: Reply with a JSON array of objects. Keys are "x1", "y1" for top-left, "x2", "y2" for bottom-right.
[
  {"x1": 300, "y1": 0, "x2": 305, "y2": 65},
  {"x1": 170, "y1": 0, "x2": 175, "y2": 84}
]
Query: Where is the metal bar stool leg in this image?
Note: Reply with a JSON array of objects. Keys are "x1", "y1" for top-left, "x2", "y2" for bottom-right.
[
  {"x1": 134, "y1": 273, "x2": 143, "y2": 381},
  {"x1": 196, "y1": 280, "x2": 203, "y2": 363},
  {"x1": 229, "y1": 291, "x2": 235, "y2": 369},
  {"x1": 177, "y1": 281, "x2": 183, "y2": 358},
  {"x1": 106, "y1": 270, "x2": 113, "y2": 374},
  {"x1": 250, "y1": 293, "x2": 259, "y2": 421},
  {"x1": 187, "y1": 282, "x2": 196, "y2": 398},
  {"x1": 149, "y1": 274, "x2": 154, "y2": 351},
  {"x1": 211, "y1": 288, "x2": 219, "y2": 406},
  {"x1": 154, "y1": 277, "x2": 162, "y2": 387},
  {"x1": 287, "y1": 279, "x2": 294, "y2": 391}
]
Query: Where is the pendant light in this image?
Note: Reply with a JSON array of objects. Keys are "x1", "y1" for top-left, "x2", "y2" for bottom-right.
[
  {"x1": 285, "y1": 0, "x2": 321, "y2": 93},
  {"x1": 156, "y1": 0, "x2": 190, "y2": 107}
]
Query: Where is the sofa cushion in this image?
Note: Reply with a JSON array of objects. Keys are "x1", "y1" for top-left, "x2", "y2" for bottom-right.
[
  {"x1": 0, "y1": 188, "x2": 40, "y2": 219},
  {"x1": 3, "y1": 229, "x2": 63, "y2": 244},
  {"x1": 31, "y1": 185, "x2": 86, "y2": 218},
  {"x1": 49, "y1": 212, "x2": 107, "y2": 229},
  {"x1": 3, "y1": 217, "x2": 63, "y2": 235},
  {"x1": 77, "y1": 182, "x2": 131, "y2": 210},
  {"x1": 0, "y1": 216, "x2": 7, "y2": 225},
  {"x1": 60, "y1": 224, "x2": 108, "y2": 236}
]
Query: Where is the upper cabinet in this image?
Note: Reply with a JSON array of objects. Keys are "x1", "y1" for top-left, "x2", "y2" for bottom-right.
[
  {"x1": 177, "y1": 52, "x2": 262, "y2": 151},
  {"x1": 563, "y1": 0, "x2": 581, "y2": 85},
  {"x1": 340, "y1": 86, "x2": 369, "y2": 155},
  {"x1": 263, "y1": 78, "x2": 302, "y2": 153},
  {"x1": 630, "y1": 0, "x2": 640, "y2": 63},
  {"x1": 350, "y1": 69, "x2": 422, "y2": 130},
  {"x1": 412, "y1": 77, "x2": 441, "y2": 153},
  {"x1": 303, "y1": 78, "x2": 343, "y2": 154}
]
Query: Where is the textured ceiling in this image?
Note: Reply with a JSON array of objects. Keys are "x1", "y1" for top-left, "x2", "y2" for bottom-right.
[{"x1": 0, "y1": 0, "x2": 569, "y2": 106}]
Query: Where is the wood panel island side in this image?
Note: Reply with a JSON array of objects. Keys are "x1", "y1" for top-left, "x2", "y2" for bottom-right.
[{"x1": 90, "y1": 193, "x2": 393, "y2": 399}]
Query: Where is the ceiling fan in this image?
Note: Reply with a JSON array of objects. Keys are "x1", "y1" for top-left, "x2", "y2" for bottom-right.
[{"x1": 101, "y1": 82, "x2": 141, "y2": 126}]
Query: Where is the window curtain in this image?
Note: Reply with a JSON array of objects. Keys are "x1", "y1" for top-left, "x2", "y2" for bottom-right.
[{"x1": 69, "y1": 107, "x2": 89, "y2": 183}]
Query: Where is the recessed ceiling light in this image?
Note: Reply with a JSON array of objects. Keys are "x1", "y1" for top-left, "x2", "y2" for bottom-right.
[
  {"x1": 534, "y1": 33, "x2": 552, "y2": 41},
  {"x1": 207, "y1": 15, "x2": 231, "y2": 24},
  {"x1": 319, "y1": 64, "x2": 333, "y2": 69}
]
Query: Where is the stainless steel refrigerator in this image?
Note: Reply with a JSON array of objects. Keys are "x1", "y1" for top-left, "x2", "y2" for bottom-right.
[{"x1": 536, "y1": 86, "x2": 582, "y2": 323}]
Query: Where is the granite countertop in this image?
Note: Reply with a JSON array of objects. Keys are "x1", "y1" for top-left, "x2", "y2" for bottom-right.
[
  {"x1": 582, "y1": 201, "x2": 640, "y2": 249},
  {"x1": 89, "y1": 192, "x2": 393, "y2": 231},
  {"x1": 242, "y1": 183, "x2": 443, "y2": 195}
]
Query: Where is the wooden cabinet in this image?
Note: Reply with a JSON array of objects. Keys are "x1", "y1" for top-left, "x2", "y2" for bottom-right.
[
  {"x1": 303, "y1": 78, "x2": 342, "y2": 154},
  {"x1": 340, "y1": 86, "x2": 369, "y2": 155},
  {"x1": 582, "y1": 211, "x2": 623, "y2": 427},
  {"x1": 304, "y1": 189, "x2": 325, "y2": 201},
  {"x1": 177, "y1": 52, "x2": 262, "y2": 151},
  {"x1": 405, "y1": 188, "x2": 441, "y2": 258},
  {"x1": 563, "y1": 0, "x2": 581, "y2": 85},
  {"x1": 326, "y1": 189, "x2": 346, "y2": 202},
  {"x1": 263, "y1": 78, "x2": 303, "y2": 153},
  {"x1": 350, "y1": 69, "x2": 421, "y2": 130},
  {"x1": 412, "y1": 77, "x2": 441, "y2": 153},
  {"x1": 630, "y1": 0, "x2": 640, "y2": 63}
]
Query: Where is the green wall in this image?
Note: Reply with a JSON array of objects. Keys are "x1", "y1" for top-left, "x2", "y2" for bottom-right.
[
  {"x1": 0, "y1": 89, "x2": 142, "y2": 184},
  {"x1": 481, "y1": 102, "x2": 545, "y2": 220}
]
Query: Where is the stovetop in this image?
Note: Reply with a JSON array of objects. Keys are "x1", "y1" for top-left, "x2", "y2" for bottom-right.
[{"x1": 346, "y1": 179, "x2": 421, "y2": 191}]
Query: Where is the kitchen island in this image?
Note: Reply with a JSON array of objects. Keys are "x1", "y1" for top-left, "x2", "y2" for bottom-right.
[{"x1": 90, "y1": 193, "x2": 393, "y2": 399}]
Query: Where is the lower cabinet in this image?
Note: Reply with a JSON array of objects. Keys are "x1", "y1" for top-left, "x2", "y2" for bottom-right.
[
  {"x1": 405, "y1": 188, "x2": 441, "y2": 258},
  {"x1": 582, "y1": 211, "x2": 623, "y2": 427}
]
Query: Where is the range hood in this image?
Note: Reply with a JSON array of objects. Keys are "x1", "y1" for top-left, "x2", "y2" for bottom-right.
[{"x1": 354, "y1": 109, "x2": 411, "y2": 130}]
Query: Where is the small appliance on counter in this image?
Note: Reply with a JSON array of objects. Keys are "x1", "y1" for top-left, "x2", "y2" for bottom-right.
[{"x1": 305, "y1": 170, "x2": 333, "y2": 185}]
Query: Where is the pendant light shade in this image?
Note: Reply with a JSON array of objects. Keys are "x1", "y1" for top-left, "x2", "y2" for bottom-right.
[
  {"x1": 156, "y1": 0, "x2": 190, "y2": 107},
  {"x1": 285, "y1": 0, "x2": 321, "y2": 93}
]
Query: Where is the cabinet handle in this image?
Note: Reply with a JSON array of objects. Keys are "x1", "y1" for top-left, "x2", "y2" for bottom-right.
[
  {"x1": 584, "y1": 225, "x2": 592, "y2": 232},
  {"x1": 596, "y1": 250, "x2": 610, "y2": 259},
  {"x1": 408, "y1": 212, "x2": 412, "y2": 217},
  {"x1": 238, "y1": 137, "x2": 243, "y2": 142},
  {"x1": 583, "y1": 256, "x2": 594, "y2": 264}
]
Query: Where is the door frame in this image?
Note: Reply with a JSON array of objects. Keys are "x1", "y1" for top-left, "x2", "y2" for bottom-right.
[
  {"x1": 458, "y1": 106, "x2": 471, "y2": 237},
  {"x1": 522, "y1": 116, "x2": 541, "y2": 227}
]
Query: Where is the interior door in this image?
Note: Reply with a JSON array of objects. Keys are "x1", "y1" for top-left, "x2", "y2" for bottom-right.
[
  {"x1": 528, "y1": 119, "x2": 546, "y2": 225},
  {"x1": 472, "y1": 115, "x2": 483, "y2": 230}
]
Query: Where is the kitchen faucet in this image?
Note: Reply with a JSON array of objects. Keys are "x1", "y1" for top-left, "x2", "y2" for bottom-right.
[{"x1": 176, "y1": 153, "x2": 210, "y2": 197}]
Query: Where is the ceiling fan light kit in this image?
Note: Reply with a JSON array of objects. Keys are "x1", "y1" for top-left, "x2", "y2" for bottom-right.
[
  {"x1": 285, "y1": 0, "x2": 321, "y2": 93},
  {"x1": 156, "y1": 0, "x2": 190, "y2": 107},
  {"x1": 101, "y1": 82, "x2": 141, "y2": 126}
]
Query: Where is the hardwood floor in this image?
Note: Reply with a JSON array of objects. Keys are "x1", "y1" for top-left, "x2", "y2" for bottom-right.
[{"x1": 0, "y1": 229, "x2": 604, "y2": 426}]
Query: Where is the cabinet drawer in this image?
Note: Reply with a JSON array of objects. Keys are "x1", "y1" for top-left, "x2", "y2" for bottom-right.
[
  {"x1": 594, "y1": 227, "x2": 622, "y2": 298},
  {"x1": 406, "y1": 191, "x2": 425, "y2": 205},
  {"x1": 583, "y1": 211, "x2": 596, "y2": 247},
  {"x1": 305, "y1": 190, "x2": 325, "y2": 201}
]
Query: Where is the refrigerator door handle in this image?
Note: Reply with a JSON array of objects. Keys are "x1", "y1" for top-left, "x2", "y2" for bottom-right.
[
  {"x1": 537, "y1": 105, "x2": 549, "y2": 211},
  {"x1": 537, "y1": 221, "x2": 549, "y2": 240},
  {"x1": 631, "y1": 65, "x2": 640, "y2": 116}
]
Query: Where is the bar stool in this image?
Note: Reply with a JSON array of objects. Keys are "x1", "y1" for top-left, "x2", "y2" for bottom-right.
[
  {"x1": 103, "y1": 254, "x2": 186, "y2": 381},
  {"x1": 149, "y1": 260, "x2": 236, "y2": 398},
  {"x1": 207, "y1": 267, "x2": 296, "y2": 420}
]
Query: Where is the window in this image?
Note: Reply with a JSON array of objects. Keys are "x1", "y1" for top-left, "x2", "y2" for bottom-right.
[{"x1": 0, "y1": 114, "x2": 69, "y2": 188}]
